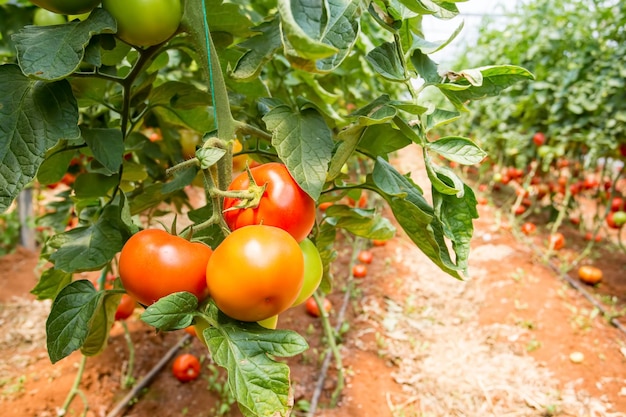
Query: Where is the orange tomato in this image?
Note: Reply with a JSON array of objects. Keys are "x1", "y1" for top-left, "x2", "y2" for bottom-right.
[{"x1": 578, "y1": 265, "x2": 603, "y2": 285}]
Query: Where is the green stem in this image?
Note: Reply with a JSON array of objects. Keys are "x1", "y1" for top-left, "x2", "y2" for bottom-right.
[
  {"x1": 60, "y1": 355, "x2": 88, "y2": 415},
  {"x1": 313, "y1": 291, "x2": 344, "y2": 407},
  {"x1": 234, "y1": 121, "x2": 273, "y2": 142},
  {"x1": 121, "y1": 321, "x2": 135, "y2": 389},
  {"x1": 166, "y1": 158, "x2": 200, "y2": 177}
]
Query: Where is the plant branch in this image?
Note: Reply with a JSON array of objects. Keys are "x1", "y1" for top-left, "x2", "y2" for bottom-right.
[{"x1": 59, "y1": 355, "x2": 89, "y2": 416}]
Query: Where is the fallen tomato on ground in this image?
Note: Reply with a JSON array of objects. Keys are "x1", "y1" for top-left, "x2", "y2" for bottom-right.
[{"x1": 172, "y1": 353, "x2": 201, "y2": 382}]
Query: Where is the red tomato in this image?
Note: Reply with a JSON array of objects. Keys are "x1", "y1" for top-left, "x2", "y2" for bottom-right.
[
  {"x1": 607, "y1": 211, "x2": 625, "y2": 229},
  {"x1": 521, "y1": 222, "x2": 536, "y2": 235},
  {"x1": 610, "y1": 197, "x2": 625, "y2": 212},
  {"x1": 184, "y1": 326, "x2": 196, "y2": 337},
  {"x1": 172, "y1": 353, "x2": 201, "y2": 382},
  {"x1": 318, "y1": 201, "x2": 333, "y2": 211},
  {"x1": 357, "y1": 250, "x2": 373, "y2": 264},
  {"x1": 584, "y1": 232, "x2": 602, "y2": 242},
  {"x1": 353, "y1": 264, "x2": 367, "y2": 278},
  {"x1": 206, "y1": 225, "x2": 304, "y2": 322},
  {"x1": 114, "y1": 294, "x2": 137, "y2": 321},
  {"x1": 223, "y1": 163, "x2": 315, "y2": 242},
  {"x1": 305, "y1": 296, "x2": 331, "y2": 318},
  {"x1": 372, "y1": 239, "x2": 387, "y2": 247},
  {"x1": 514, "y1": 205, "x2": 526, "y2": 215},
  {"x1": 532, "y1": 132, "x2": 546, "y2": 146},
  {"x1": 118, "y1": 229, "x2": 213, "y2": 306},
  {"x1": 549, "y1": 232, "x2": 565, "y2": 250}
]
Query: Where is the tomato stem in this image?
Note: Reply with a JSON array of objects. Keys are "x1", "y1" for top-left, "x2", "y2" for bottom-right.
[
  {"x1": 59, "y1": 355, "x2": 89, "y2": 416},
  {"x1": 165, "y1": 158, "x2": 200, "y2": 177},
  {"x1": 120, "y1": 321, "x2": 136, "y2": 389}
]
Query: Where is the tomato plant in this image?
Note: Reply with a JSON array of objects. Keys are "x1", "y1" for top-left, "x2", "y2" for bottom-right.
[
  {"x1": 305, "y1": 296, "x2": 331, "y2": 318},
  {"x1": 206, "y1": 225, "x2": 304, "y2": 322},
  {"x1": 172, "y1": 353, "x2": 201, "y2": 382},
  {"x1": 102, "y1": 0, "x2": 183, "y2": 47},
  {"x1": 119, "y1": 229, "x2": 213, "y2": 306},
  {"x1": 223, "y1": 163, "x2": 316, "y2": 243},
  {"x1": 0, "y1": 0, "x2": 534, "y2": 415}
]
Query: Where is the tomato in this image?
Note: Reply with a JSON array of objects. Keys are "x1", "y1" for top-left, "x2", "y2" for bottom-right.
[
  {"x1": 578, "y1": 265, "x2": 603, "y2": 285},
  {"x1": 102, "y1": 0, "x2": 183, "y2": 47},
  {"x1": 521, "y1": 222, "x2": 536, "y2": 235},
  {"x1": 291, "y1": 239, "x2": 323, "y2": 307},
  {"x1": 114, "y1": 294, "x2": 137, "y2": 321},
  {"x1": 513, "y1": 205, "x2": 526, "y2": 215},
  {"x1": 232, "y1": 139, "x2": 252, "y2": 173},
  {"x1": 30, "y1": 0, "x2": 101, "y2": 14},
  {"x1": 33, "y1": 8, "x2": 67, "y2": 26},
  {"x1": 318, "y1": 201, "x2": 333, "y2": 211},
  {"x1": 179, "y1": 129, "x2": 201, "y2": 159},
  {"x1": 357, "y1": 250, "x2": 373, "y2": 264},
  {"x1": 258, "y1": 315, "x2": 278, "y2": 330},
  {"x1": 532, "y1": 132, "x2": 546, "y2": 146},
  {"x1": 206, "y1": 225, "x2": 304, "y2": 322},
  {"x1": 172, "y1": 353, "x2": 201, "y2": 382},
  {"x1": 223, "y1": 163, "x2": 315, "y2": 243},
  {"x1": 372, "y1": 239, "x2": 387, "y2": 247},
  {"x1": 620, "y1": 143, "x2": 626, "y2": 158},
  {"x1": 548, "y1": 232, "x2": 565, "y2": 250},
  {"x1": 305, "y1": 297, "x2": 331, "y2": 318},
  {"x1": 119, "y1": 229, "x2": 213, "y2": 306},
  {"x1": 584, "y1": 232, "x2": 602, "y2": 242},
  {"x1": 353, "y1": 264, "x2": 367, "y2": 278},
  {"x1": 607, "y1": 211, "x2": 625, "y2": 229},
  {"x1": 610, "y1": 197, "x2": 625, "y2": 212},
  {"x1": 183, "y1": 326, "x2": 196, "y2": 337}
]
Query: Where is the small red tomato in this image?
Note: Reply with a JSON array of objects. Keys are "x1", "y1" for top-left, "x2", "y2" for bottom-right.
[
  {"x1": 584, "y1": 232, "x2": 602, "y2": 242},
  {"x1": 352, "y1": 264, "x2": 367, "y2": 278},
  {"x1": 357, "y1": 250, "x2": 373, "y2": 264},
  {"x1": 513, "y1": 205, "x2": 526, "y2": 215},
  {"x1": 532, "y1": 132, "x2": 546, "y2": 146},
  {"x1": 318, "y1": 201, "x2": 333, "y2": 211},
  {"x1": 549, "y1": 232, "x2": 565, "y2": 250},
  {"x1": 521, "y1": 222, "x2": 536, "y2": 235},
  {"x1": 305, "y1": 297, "x2": 331, "y2": 318},
  {"x1": 372, "y1": 239, "x2": 387, "y2": 247},
  {"x1": 184, "y1": 326, "x2": 196, "y2": 337},
  {"x1": 172, "y1": 353, "x2": 201, "y2": 382},
  {"x1": 607, "y1": 211, "x2": 626, "y2": 229},
  {"x1": 610, "y1": 197, "x2": 624, "y2": 212},
  {"x1": 114, "y1": 294, "x2": 137, "y2": 321}
]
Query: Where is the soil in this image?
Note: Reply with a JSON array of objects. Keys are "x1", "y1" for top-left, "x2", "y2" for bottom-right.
[{"x1": 1, "y1": 145, "x2": 625, "y2": 417}]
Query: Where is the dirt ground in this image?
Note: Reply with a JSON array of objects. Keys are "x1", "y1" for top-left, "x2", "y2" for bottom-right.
[{"x1": 1, "y1": 146, "x2": 625, "y2": 417}]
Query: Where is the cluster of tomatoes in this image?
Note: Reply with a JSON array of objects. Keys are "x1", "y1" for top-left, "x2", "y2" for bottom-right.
[
  {"x1": 31, "y1": 0, "x2": 183, "y2": 48},
  {"x1": 117, "y1": 162, "x2": 324, "y2": 330}
]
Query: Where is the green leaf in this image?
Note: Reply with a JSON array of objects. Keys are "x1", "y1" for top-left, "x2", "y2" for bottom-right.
[
  {"x1": 0, "y1": 64, "x2": 80, "y2": 213},
  {"x1": 49, "y1": 204, "x2": 130, "y2": 273},
  {"x1": 410, "y1": 49, "x2": 441, "y2": 84},
  {"x1": 73, "y1": 173, "x2": 119, "y2": 198},
  {"x1": 81, "y1": 127, "x2": 124, "y2": 174},
  {"x1": 349, "y1": 95, "x2": 398, "y2": 126},
  {"x1": 46, "y1": 280, "x2": 103, "y2": 363},
  {"x1": 31, "y1": 267, "x2": 73, "y2": 301},
  {"x1": 397, "y1": 0, "x2": 459, "y2": 19},
  {"x1": 82, "y1": 291, "x2": 122, "y2": 357},
  {"x1": 428, "y1": 136, "x2": 487, "y2": 165},
  {"x1": 424, "y1": 154, "x2": 462, "y2": 196},
  {"x1": 12, "y1": 8, "x2": 117, "y2": 81},
  {"x1": 37, "y1": 149, "x2": 75, "y2": 185},
  {"x1": 263, "y1": 105, "x2": 333, "y2": 200},
  {"x1": 148, "y1": 81, "x2": 213, "y2": 109},
  {"x1": 327, "y1": 125, "x2": 364, "y2": 180},
  {"x1": 232, "y1": 18, "x2": 282, "y2": 81},
  {"x1": 196, "y1": 147, "x2": 227, "y2": 169},
  {"x1": 204, "y1": 307, "x2": 308, "y2": 417},
  {"x1": 205, "y1": 0, "x2": 254, "y2": 38},
  {"x1": 141, "y1": 292, "x2": 198, "y2": 331},
  {"x1": 425, "y1": 108, "x2": 461, "y2": 131},
  {"x1": 365, "y1": 41, "x2": 407, "y2": 81},
  {"x1": 315, "y1": 0, "x2": 360, "y2": 72},
  {"x1": 407, "y1": 20, "x2": 464, "y2": 55},
  {"x1": 358, "y1": 124, "x2": 412, "y2": 158},
  {"x1": 324, "y1": 205, "x2": 396, "y2": 240}
]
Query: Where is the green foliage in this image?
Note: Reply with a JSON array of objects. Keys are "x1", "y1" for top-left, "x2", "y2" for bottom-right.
[
  {"x1": 0, "y1": 1, "x2": 533, "y2": 416},
  {"x1": 0, "y1": 208, "x2": 20, "y2": 255}
]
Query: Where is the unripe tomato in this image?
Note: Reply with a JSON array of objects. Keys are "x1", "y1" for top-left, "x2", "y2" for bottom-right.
[
  {"x1": 258, "y1": 315, "x2": 279, "y2": 330},
  {"x1": 223, "y1": 163, "x2": 315, "y2": 242},
  {"x1": 114, "y1": 294, "x2": 137, "y2": 321},
  {"x1": 30, "y1": 0, "x2": 101, "y2": 15},
  {"x1": 578, "y1": 265, "x2": 603, "y2": 285},
  {"x1": 291, "y1": 239, "x2": 323, "y2": 307},
  {"x1": 206, "y1": 225, "x2": 304, "y2": 322},
  {"x1": 305, "y1": 296, "x2": 331, "y2": 318},
  {"x1": 102, "y1": 0, "x2": 183, "y2": 47},
  {"x1": 607, "y1": 211, "x2": 625, "y2": 229},
  {"x1": 33, "y1": 8, "x2": 67, "y2": 26},
  {"x1": 172, "y1": 353, "x2": 201, "y2": 382},
  {"x1": 549, "y1": 232, "x2": 565, "y2": 250},
  {"x1": 353, "y1": 264, "x2": 367, "y2": 278},
  {"x1": 119, "y1": 229, "x2": 213, "y2": 306}
]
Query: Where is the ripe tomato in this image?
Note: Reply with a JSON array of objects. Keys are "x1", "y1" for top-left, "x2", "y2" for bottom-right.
[
  {"x1": 206, "y1": 225, "x2": 304, "y2": 322},
  {"x1": 33, "y1": 8, "x2": 67, "y2": 25},
  {"x1": 305, "y1": 297, "x2": 332, "y2": 318},
  {"x1": 318, "y1": 201, "x2": 333, "y2": 211},
  {"x1": 513, "y1": 205, "x2": 526, "y2": 215},
  {"x1": 521, "y1": 222, "x2": 536, "y2": 235},
  {"x1": 291, "y1": 239, "x2": 323, "y2": 307},
  {"x1": 172, "y1": 353, "x2": 201, "y2": 382},
  {"x1": 578, "y1": 265, "x2": 603, "y2": 285},
  {"x1": 114, "y1": 294, "x2": 137, "y2": 321},
  {"x1": 30, "y1": 0, "x2": 101, "y2": 14},
  {"x1": 183, "y1": 326, "x2": 196, "y2": 337},
  {"x1": 102, "y1": 0, "x2": 183, "y2": 47},
  {"x1": 372, "y1": 239, "x2": 387, "y2": 247},
  {"x1": 607, "y1": 211, "x2": 626, "y2": 229},
  {"x1": 353, "y1": 264, "x2": 367, "y2": 278},
  {"x1": 611, "y1": 197, "x2": 625, "y2": 212},
  {"x1": 549, "y1": 232, "x2": 565, "y2": 250},
  {"x1": 357, "y1": 250, "x2": 373, "y2": 264},
  {"x1": 532, "y1": 132, "x2": 546, "y2": 146},
  {"x1": 584, "y1": 232, "x2": 602, "y2": 242},
  {"x1": 223, "y1": 163, "x2": 315, "y2": 242},
  {"x1": 119, "y1": 229, "x2": 213, "y2": 306}
]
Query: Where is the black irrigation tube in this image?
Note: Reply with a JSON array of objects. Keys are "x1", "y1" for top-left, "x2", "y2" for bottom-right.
[{"x1": 527, "y1": 242, "x2": 626, "y2": 337}]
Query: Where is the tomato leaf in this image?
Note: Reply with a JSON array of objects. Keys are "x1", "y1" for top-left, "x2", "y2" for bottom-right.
[
  {"x1": 263, "y1": 104, "x2": 333, "y2": 200},
  {"x1": 81, "y1": 127, "x2": 124, "y2": 174},
  {"x1": 232, "y1": 18, "x2": 282, "y2": 81},
  {"x1": 366, "y1": 41, "x2": 407, "y2": 81},
  {"x1": 428, "y1": 136, "x2": 487, "y2": 165},
  {"x1": 141, "y1": 292, "x2": 198, "y2": 331},
  {"x1": 81, "y1": 291, "x2": 122, "y2": 357},
  {"x1": 203, "y1": 305, "x2": 308, "y2": 417},
  {"x1": 46, "y1": 280, "x2": 105, "y2": 363},
  {"x1": 324, "y1": 205, "x2": 396, "y2": 240},
  {"x1": 48, "y1": 204, "x2": 131, "y2": 273},
  {"x1": 358, "y1": 124, "x2": 412, "y2": 159},
  {"x1": 12, "y1": 8, "x2": 117, "y2": 81},
  {"x1": 73, "y1": 173, "x2": 119, "y2": 198},
  {"x1": 31, "y1": 267, "x2": 73, "y2": 301},
  {"x1": 0, "y1": 64, "x2": 80, "y2": 213}
]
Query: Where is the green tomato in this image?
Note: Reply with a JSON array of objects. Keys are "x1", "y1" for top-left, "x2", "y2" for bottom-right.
[
  {"x1": 30, "y1": 0, "x2": 101, "y2": 15},
  {"x1": 67, "y1": 12, "x2": 91, "y2": 21},
  {"x1": 291, "y1": 238, "x2": 323, "y2": 307},
  {"x1": 257, "y1": 315, "x2": 278, "y2": 330},
  {"x1": 614, "y1": 211, "x2": 626, "y2": 226},
  {"x1": 102, "y1": 0, "x2": 182, "y2": 47},
  {"x1": 33, "y1": 8, "x2": 67, "y2": 26}
]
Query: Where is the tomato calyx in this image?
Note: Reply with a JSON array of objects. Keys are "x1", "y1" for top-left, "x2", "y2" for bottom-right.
[{"x1": 220, "y1": 166, "x2": 267, "y2": 211}]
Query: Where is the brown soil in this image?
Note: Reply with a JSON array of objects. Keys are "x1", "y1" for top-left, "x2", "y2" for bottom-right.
[{"x1": 1, "y1": 146, "x2": 625, "y2": 417}]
